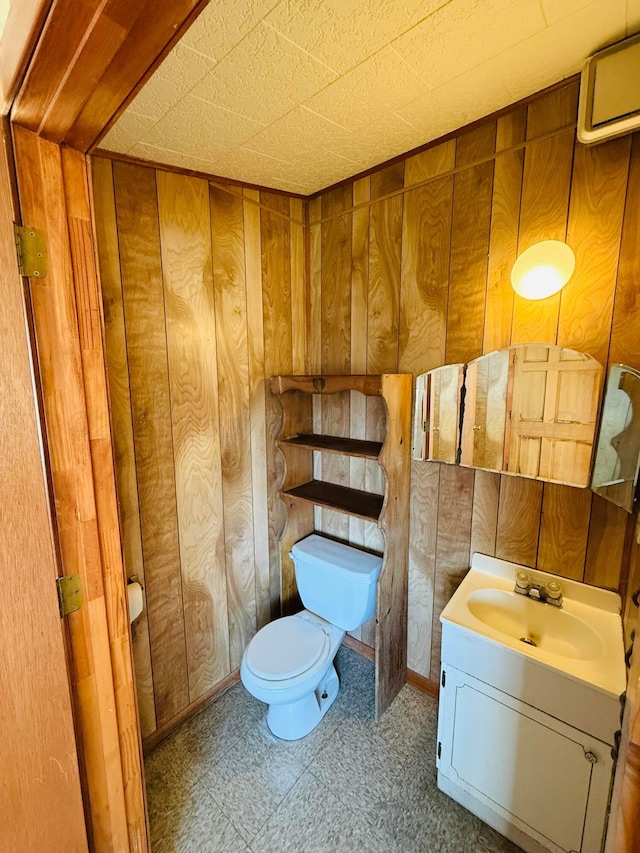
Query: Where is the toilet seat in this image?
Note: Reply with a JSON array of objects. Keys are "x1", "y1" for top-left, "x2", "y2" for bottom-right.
[{"x1": 245, "y1": 615, "x2": 330, "y2": 681}]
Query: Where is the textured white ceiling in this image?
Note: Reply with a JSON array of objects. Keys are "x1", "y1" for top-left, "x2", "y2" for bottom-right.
[{"x1": 99, "y1": 0, "x2": 640, "y2": 195}]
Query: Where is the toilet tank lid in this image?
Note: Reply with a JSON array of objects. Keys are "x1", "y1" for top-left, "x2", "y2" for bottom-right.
[{"x1": 291, "y1": 534, "x2": 382, "y2": 585}]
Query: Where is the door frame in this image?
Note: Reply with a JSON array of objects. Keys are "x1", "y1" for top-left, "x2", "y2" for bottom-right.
[{"x1": 2, "y1": 2, "x2": 209, "y2": 851}]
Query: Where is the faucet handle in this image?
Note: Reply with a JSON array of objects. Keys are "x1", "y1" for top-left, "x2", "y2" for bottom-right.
[
  {"x1": 546, "y1": 580, "x2": 563, "y2": 601},
  {"x1": 515, "y1": 571, "x2": 531, "y2": 593}
]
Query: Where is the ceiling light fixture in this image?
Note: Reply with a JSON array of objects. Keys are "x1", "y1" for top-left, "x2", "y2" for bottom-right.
[{"x1": 511, "y1": 240, "x2": 576, "y2": 300}]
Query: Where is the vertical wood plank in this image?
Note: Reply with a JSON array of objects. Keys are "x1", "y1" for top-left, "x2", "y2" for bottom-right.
[
  {"x1": 322, "y1": 183, "x2": 352, "y2": 216},
  {"x1": 404, "y1": 139, "x2": 455, "y2": 187},
  {"x1": 321, "y1": 199, "x2": 351, "y2": 373},
  {"x1": 158, "y1": 172, "x2": 231, "y2": 697},
  {"x1": 114, "y1": 161, "x2": 189, "y2": 725},
  {"x1": 320, "y1": 197, "x2": 351, "y2": 541},
  {"x1": 290, "y1": 197, "x2": 306, "y2": 374},
  {"x1": 371, "y1": 162, "x2": 404, "y2": 198},
  {"x1": 585, "y1": 497, "x2": 629, "y2": 590},
  {"x1": 511, "y1": 130, "x2": 574, "y2": 344},
  {"x1": 309, "y1": 196, "x2": 322, "y2": 374},
  {"x1": 210, "y1": 184, "x2": 257, "y2": 670},
  {"x1": 431, "y1": 465, "x2": 475, "y2": 680},
  {"x1": 610, "y1": 134, "x2": 640, "y2": 371},
  {"x1": 261, "y1": 194, "x2": 293, "y2": 618},
  {"x1": 496, "y1": 107, "x2": 527, "y2": 151},
  {"x1": 367, "y1": 185, "x2": 402, "y2": 561},
  {"x1": 399, "y1": 177, "x2": 452, "y2": 374},
  {"x1": 495, "y1": 476, "x2": 543, "y2": 566},
  {"x1": 92, "y1": 157, "x2": 157, "y2": 738},
  {"x1": 559, "y1": 138, "x2": 631, "y2": 364},
  {"x1": 349, "y1": 177, "x2": 370, "y2": 602},
  {"x1": 537, "y1": 483, "x2": 591, "y2": 580},
  {"x1": 526, "y1": 82, "x2": 578, "y2": 138},
  {"x1": 407, "y1": 461, "x2": 439, "y2": 678},
  {"x1": 446, "y1": 160, "x2": 494, "y2": 364},
  {"x1": 368, "y1": 194, "x2": 402, "y2": 373},
  {"x1": 470, "y1": 470, "x2": 500, "y2": 558},
  {"x1": 484, "y1": 144, "x2": 524, "y2": 353},
  {"x1": 309, "y1": 196, "x2": 323, "y2": 533},
  {"x1": 455, "y1": 121, "x2": 496, "y2": 166},
  {"x1": 243, "y1": 189, "x2": 271, "y2": 630}
]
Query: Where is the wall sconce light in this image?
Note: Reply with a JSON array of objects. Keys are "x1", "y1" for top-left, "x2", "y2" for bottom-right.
[{"x1": 511, "y1": 240, "x2": 576, "y2": 300}]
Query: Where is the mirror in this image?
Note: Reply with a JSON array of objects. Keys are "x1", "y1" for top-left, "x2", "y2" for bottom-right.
[
  {"x1": 460, "y1": 348, "x2": 510, "y2": 470},
  {"x1": 503, "y1": 345, "x2": 602, "y2": 487},
  {"x1": 591, "y1": 364, "x2": 640, "y2": 512},
  {"x1": 413, "y1": 364, "x2": 464, "y2": 463},
  {"x1": 414, "y1": 344, "x2": 604, "y2": 489}
]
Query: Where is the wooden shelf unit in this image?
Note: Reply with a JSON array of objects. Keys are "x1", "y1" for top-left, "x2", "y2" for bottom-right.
[{"x1": 272, "y1": 373, "x2": 412, "y2": 719}]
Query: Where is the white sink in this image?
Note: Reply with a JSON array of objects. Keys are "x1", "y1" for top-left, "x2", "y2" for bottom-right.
[
  {"x1": 466, "y1": 588, "x2": 602, "y2": 660},
  {"x1": 440, "y1": 553, "x2": 625, "y2": 703}
]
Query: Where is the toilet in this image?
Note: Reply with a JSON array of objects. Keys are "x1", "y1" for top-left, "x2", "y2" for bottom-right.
[{"x1": 240, "y1": 533, "x2": 382, "y2": 740}]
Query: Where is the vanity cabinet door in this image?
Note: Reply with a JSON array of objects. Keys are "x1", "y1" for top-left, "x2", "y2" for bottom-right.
[{"x1": 437, "y1": 665, "x2": 613, "y2": 853}]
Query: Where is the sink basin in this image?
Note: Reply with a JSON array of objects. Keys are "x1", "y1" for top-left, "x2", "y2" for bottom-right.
[
  {"x1": 467, "y1": 588, "x2": 602, "y2": 660},
  {"x1": 440, "y1": 553, "x2": 626, "y2": 702}
]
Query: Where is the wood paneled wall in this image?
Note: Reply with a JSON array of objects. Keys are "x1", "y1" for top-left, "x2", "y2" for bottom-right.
[
  {"x1": 93, "y1": 159, "x2": 305, "y2": 738},
  {"x1": 94, "y1": 78, "x2": 640, "y2": 728},
  {"x1": 309, "y1": 80, "x2": 640, "y2": 681}
]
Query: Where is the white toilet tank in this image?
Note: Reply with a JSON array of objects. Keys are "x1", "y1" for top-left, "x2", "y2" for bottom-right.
[{"x1": 290, "y1": 534, "x2": 383, "y2": 631}]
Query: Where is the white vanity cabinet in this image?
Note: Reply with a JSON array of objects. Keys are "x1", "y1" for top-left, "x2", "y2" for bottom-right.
[
  {"x1": 437, "y1": 664, "x2": 614, "y2": 853},
  {"x1": 435, "y1": 554, "x2": 626, "y2": 853}
]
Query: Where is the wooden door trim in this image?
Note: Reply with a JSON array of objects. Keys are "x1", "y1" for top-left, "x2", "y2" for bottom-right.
[
  {"x1": 12, "y1": 125, "x2": 148, "y2": 853},
  {"x1": 0, "y1": 116, "x2": 89, "y2": 853},
  {"x1": 10, "y1": 0, "x2": 210, "y2": 151}
]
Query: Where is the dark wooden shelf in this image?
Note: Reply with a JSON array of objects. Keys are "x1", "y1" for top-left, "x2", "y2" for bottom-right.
[
  {"x1": 279, "y1": 433, "x2": 382, "y2": 459},
  {"x1": 281, "y1": 480, "x2": 384, "y2": 522}
]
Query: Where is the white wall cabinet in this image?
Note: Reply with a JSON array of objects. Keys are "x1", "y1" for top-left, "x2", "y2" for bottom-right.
[{"x1": 437, "y1": 664, "x2": 615, "y2": 853}]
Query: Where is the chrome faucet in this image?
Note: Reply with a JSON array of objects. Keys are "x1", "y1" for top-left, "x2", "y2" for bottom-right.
[{"x1": 514, "y1": 571, "x2": 563, "y2": 607}]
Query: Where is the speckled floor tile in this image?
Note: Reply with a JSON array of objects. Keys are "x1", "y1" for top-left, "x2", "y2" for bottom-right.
[
  {"x1": 166, "y1": 681, "x2": 265, "y2": 773},
  {"x1": 249, "y1": 769, "x2": 389, "y2": 853},
  {"x1": 366, "y1": 751, "x2": 483, "y2": 853},
  {"x1": 146, "y1": 644, "x2": 524, "y2": 853},
  {"x1": 367, "y1": 682, "x2": 439, "y2": 767},
  {"x1": 310, "y1": 709, "x2": 408, "y2": 813},
  {"x1": 144, "y1": 734, "x2": 204, "y2": 825},
  {"x1": 253, "y1": 707, "x2": 341, "y2": 768},
  {"x1": 198, "y1": 725, "x2": 306, "y2": 843},
  {"x1": 332, "y1": 647, "x2": 376, "y2": 721},
  {"x1": 150, "y1": 780, "x2": 249, "y2": 853}
]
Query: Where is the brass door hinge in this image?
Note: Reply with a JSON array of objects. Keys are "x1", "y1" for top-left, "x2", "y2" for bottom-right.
[
  {"x1": 56, "y1": 575, "x2": 83, "y2": 618},
  {"x1": 14, "y1": 223, "x2": 47, "y2": 278}
]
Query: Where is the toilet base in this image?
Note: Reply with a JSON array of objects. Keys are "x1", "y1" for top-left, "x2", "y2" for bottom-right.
[{"x1": 266, "y1": 664, "x2": 339, "y2": 740}]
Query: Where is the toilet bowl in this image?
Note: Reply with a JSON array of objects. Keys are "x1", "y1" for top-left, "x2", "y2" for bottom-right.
[
  {"x1": 240, "y1": 611, "x2": 345, "y2": 740},
  {"x1": 240, "y1": 533, "x2": 382, "y2": 740}
]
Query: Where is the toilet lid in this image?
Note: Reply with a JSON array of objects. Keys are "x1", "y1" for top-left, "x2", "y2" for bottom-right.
[{"x1": 245, "y1": 616, "x2": 329, "y2": 680}]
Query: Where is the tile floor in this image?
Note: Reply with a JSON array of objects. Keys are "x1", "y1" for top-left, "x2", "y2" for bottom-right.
[{"x1": 145, "y1": 646, "x2": 523, "y2": 852}]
